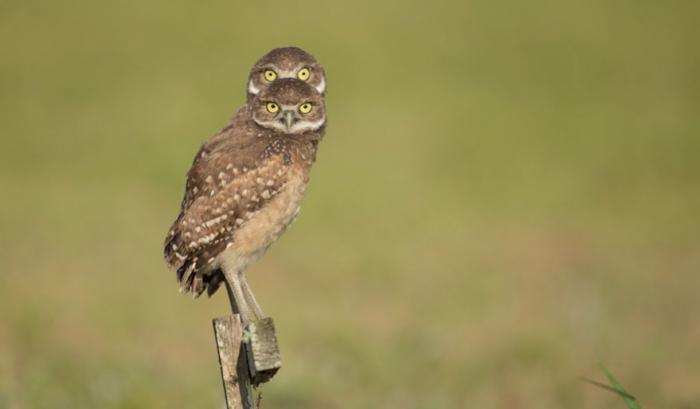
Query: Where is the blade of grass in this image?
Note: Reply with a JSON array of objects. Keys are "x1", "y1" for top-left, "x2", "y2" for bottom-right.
[
  {"x1": 581, "y1": 377, "x2": 636, "y2": 401},
  {"x1": 595, "y1": 364, "x2": 642, "y2": 409}
]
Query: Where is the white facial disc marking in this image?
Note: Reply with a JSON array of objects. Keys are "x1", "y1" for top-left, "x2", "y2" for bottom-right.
[
  {"x1": 315, "y1": 76, "x2": 325, "y2": 93},
  {"x1": 248, "y1": 79, "x2": 260, "y2": 94}
]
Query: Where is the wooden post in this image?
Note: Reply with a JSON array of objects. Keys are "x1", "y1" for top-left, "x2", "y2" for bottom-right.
[
  {"x1": 212, "y1": 282, "x2": 283, "y2": 408},
  {"x1": 213, "y1": 315, "x2": 255, "y2": 409},
  {"x1": 246, "y1": 318, "x2": 282, "y2": 385}
]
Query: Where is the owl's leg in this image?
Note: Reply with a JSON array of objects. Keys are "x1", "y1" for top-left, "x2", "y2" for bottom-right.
[
  {"x1": 241, "y1": 274, "x2": 265, "y2": 320},
  {"x1": 223, "y1": 272, "x2": 252, "y2": 326}
]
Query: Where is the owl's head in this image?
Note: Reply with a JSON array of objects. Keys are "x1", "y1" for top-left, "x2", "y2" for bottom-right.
[
  {"x1": 247, "y1": 47, "x2": 326, "y2": 101},
  {"x1": 252, "y1": 78, "x2": 326, "y2": 134}
]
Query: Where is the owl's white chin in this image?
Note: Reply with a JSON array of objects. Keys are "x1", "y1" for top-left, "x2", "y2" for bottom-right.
[{"x1": 289, "y1": 116, "x2": 326, "y2": 133}]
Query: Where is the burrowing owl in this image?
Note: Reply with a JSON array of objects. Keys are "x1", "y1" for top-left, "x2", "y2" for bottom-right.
[
  {"x1": 230, "y1": 46, "x2": 326, "y2": 128},
  {"x1": 164, "y1": 78, "x2": 327, "y2": 324}
]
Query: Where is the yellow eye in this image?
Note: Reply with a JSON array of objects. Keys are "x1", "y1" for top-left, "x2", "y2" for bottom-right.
[
  {"x1": 266, "y1": 102, "x2": 279, "y2": 113},
  {"x1": 297, "y1": 68, "x2": 310, "y2": 81},
  {"x1": 299, "y1": 103, "x2": 312, "y2": 114},
  {"x1": 264, "y1": 70, "x2": 277, "y2": 82}
]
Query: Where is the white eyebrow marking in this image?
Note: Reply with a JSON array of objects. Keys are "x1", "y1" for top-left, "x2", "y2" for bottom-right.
[{"x1": 278, "y1": 69, "x2": 296, "y2": 78}]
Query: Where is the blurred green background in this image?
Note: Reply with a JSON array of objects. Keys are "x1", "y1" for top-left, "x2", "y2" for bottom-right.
[{"x1": 1, "y1": 0, "x2": 699, "y2": 408}]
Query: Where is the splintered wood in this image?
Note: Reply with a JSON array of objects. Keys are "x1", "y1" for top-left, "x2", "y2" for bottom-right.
[{"x1": 213, "y1": 315, "x2": 282, "y2": 409}]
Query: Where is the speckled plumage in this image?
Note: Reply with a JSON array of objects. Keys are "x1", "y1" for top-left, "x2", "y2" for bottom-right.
[{"x1": 164, "y1": 79, "x2": 326, "y2": 309}]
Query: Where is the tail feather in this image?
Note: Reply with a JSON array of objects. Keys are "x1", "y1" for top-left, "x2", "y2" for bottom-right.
[
  {"x1": 177, "y1": 261, "x2": 196, "y2": 289},
  {"x1": 206, "y1": 272, "x2": 225, "y2": 297},
  {"x1": 192, "y1": 275, "x2": 205, "y2": 298}
]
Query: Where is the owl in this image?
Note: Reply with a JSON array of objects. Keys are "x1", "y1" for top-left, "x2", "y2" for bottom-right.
[
  {"x1": 230, "y1": 46, "x2": 326, "y2": 128},
  {"x1": 164, "y1": 78, "x2": 327, "y2": 324}
]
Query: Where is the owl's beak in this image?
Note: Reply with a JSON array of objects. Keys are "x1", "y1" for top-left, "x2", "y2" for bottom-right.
[{"x1": 283, "y1": 110, "x2": 296, "y2": 131}]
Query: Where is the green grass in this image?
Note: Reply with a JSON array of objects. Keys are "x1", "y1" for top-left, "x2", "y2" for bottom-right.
[
  {"x1": 600, "y1": 365, "x2": 642, "y2": 409},
  {"x1": 1, "y1": 0, "x2": 700, "y2": 408},
  {"x1": 585, "y1": 365, "x2": 642, "y2": 409}
]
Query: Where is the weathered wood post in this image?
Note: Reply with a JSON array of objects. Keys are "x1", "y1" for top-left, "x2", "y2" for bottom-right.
[
  {"x1": 213, "y1": 315, "x2": 254, "y2": 408},
  {"x1": 212, "y1": 283, "x2": 282, "y2": 409}
]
